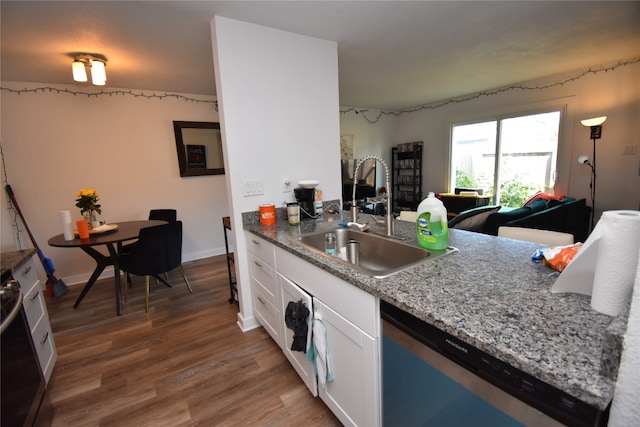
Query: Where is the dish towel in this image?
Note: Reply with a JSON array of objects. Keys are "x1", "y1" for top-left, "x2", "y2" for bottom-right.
[
  {"x1": 284, "y1": 300, "x2": 310, "y2": 352},
  {"x1": 306, "y1": 313, "x2": 333, "y2": 387}
]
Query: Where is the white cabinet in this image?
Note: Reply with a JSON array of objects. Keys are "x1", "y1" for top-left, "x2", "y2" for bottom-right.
[
  {"x1": 275, "y1": 245, "x2": 381, "y2": 427},
  {"x1": 245, "y1": 233, "x2": 382, "y2": 426},
  {"x1": 314, "y1": 298, "x2": 380, "y2": 427},
  {"x1": 246, "y1": 233, "x2": 282, "y2": 346},
  {"x1": 279, "y1": 273, "x2": 317, "y2": 396},
  {"x1": 13, "y1": 254, "x2": 57, "y2": 383}
]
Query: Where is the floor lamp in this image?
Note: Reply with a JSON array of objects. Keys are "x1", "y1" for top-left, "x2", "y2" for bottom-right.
[{"x1": 579, "y1": 116, "x2": 606, "y2": 232}]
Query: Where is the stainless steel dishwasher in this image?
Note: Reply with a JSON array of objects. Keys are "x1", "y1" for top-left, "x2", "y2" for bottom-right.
[{"x1": 381, "y1": 301, "x2": 609, "y2": 427}]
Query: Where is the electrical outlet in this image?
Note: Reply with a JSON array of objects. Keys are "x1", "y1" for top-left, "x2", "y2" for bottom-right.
[
  {"x1": 623, "y1": 144, "x2": 637, "y2": 155},
  {"x1": 282, "y1": 176, "x2": 292, "y2": 193}
]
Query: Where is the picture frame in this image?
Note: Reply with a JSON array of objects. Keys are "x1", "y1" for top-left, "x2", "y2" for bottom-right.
[
  {"x1": 173, "y1": 121, "x2": 224, "y2": 177},
  {"x1": 340, "y1": 134, "x2": 354, "y2": 160}
]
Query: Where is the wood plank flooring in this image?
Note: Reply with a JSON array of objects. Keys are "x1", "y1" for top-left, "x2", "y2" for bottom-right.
[{"x1": 45, "y1": 255, "x2": 341, "y2": 426}]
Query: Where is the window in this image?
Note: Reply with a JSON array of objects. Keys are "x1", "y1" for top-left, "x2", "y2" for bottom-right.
[{"x1": 451, "y1": 110, "x2": 561, "y2": 207}]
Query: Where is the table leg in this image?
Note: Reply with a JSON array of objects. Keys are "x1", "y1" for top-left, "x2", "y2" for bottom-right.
[
  {"x1": 74, "y1": 246, "x2": 115, "y2": 308},
  {"x1": 106, "y1": 243, "x2": 122, "y2": 316}
]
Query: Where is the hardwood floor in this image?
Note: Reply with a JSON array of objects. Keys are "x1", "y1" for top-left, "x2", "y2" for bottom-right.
[{"x1": 45, "y1": 255, "x2": 341, "y2": 426}]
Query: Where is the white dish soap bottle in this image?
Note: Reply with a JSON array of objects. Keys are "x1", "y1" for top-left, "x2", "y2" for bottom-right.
[{"x1": 416, "y1": 192, "x2": 449, "y2": 250}]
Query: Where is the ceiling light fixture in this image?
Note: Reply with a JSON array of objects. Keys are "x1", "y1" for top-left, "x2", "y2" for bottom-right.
[
  {"x1": 580, "y1": 116, "x2": 607, "y2": 232},
  {"x1": 90, "y1": 60, "x2": 106, "y2": 86},
  {"x1": 71, "y1": 54, "x2": 107, "y2": 86},
  {"x1": 72, "y1": 60, "x2": 87, "y2": 82}
]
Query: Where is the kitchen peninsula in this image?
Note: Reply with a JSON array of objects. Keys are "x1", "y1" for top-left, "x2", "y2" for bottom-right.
[{"x1": 243, "y1": 210, "x2": 620, "y2": 426}]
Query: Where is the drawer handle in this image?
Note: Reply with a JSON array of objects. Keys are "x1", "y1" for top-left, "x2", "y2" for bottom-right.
[
  {"x1": 40, "y1": 332, "x2": 49, "y2": 344},
  {"x1": 253, "y1": 260, "x2": 263, "y2": 268},
  {"x1": 257, "y1": 295, "x2": 266, "y2": 305},
  {"x1": 251, "y1": 239, "x2": 261, "y2": 246},
  {"x1": 22, "y1": 266, "x2": 32, "y2": 275},
  {"x1": 30, "y1": 290, "x2": 40, "y2": 300}
]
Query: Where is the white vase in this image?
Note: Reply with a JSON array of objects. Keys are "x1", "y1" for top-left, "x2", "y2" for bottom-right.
[{"x1": 85, "y1": 210, "x2": 100, "y2": 229}]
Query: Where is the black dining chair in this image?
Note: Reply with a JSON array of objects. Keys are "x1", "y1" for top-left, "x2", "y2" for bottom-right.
[
  {"x1": 149, "y1": 209, "x2": 177, "y2": 222},
  {"x1": 119, "y1": 221, "x2": 193, "y2": 312},
  {"x1": 147, "y1": 210, "x2": 191, "y2": 287},
  {"x1": 123, "y1": 209, "x2": 190, "y2": 288}
]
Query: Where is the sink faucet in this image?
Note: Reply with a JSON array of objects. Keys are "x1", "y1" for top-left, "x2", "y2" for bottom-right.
[{"x1": 351, "y1": 154, "x2": 394, "y2": 237}]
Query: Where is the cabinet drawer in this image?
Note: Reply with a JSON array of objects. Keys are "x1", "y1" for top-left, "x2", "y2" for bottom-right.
[
  {"x1": 253, "y1": 285, "x2": 282, "y2": 345},
  {"x1": 13, "y1": 256, "x2": 40, "y2": 294},
  {"x1": 248, "y1": 253, "x2": 277, "y2": 302},
  {"x1": 31, "y1": 315, "x2": 56, "y2": 382},
  {"x1": 24, "y1": 283, "x2": 45, "y2": 333},
  {"x1": 246, "y1": 234, "x2": 275, "y2": 267}
]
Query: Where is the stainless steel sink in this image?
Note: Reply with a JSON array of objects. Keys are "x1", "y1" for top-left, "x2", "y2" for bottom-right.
[{"x1": 288, "y1": 227, "x2": 457, "y2": 278}]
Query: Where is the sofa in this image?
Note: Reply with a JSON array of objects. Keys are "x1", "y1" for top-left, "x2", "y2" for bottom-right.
[{"x1": 448, "y1": 196, "x2": 591, "y2": 243}]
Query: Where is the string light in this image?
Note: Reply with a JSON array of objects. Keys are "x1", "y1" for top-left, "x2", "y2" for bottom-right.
[
  {"x1": 2, "y1": 57, "x2": 637, "y2": 120},
  {"x1": 341, "y1": 57, "x2": 640, "y2": 124},
  {"x1": 0, "y1": 86, "x2": 217, "y2": 109}
]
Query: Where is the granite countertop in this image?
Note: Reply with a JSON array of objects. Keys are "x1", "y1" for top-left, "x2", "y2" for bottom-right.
[
  {"x1": 243, "y1": 210, "x2": 620, "y2": 411},
  {"x1": 1, "y1": 249, "x2": 37, "y2": 277}
]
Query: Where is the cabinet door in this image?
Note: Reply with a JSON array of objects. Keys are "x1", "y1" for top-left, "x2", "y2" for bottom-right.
[
  {"x1": 30, "y1": 315, "x2": 56, "y2": 382},
  {"x1": 279, "y1": 273, "x2": 318, "y2": 397},
  {"x1": 314, "y1": 298, "x2": 381, "y2": 427}
]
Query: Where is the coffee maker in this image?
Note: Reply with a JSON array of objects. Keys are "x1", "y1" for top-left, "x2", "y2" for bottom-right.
[{"x1": 294, "y1": 187, "x2": 315, "y2": 220}]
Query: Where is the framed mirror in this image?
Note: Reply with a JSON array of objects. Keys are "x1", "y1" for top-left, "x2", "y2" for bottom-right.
[{"x1": 173, "y1": 121, "x2": 224, "y2": 177}]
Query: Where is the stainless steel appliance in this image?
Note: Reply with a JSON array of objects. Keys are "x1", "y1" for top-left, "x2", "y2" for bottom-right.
[
  {"x1": 1, "y1": 270, "x2": 51, "y2": 427},
  {"x1": 381, "y1": 301, "x2": 609, "y2": 427},
  {"x1": 294, "y1": 187, "x2": 315, "y2": 220}
]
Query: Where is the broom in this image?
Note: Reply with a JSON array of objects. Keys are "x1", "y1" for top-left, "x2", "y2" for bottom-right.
[{"x1": 5, "y1": 184, "x2": 68, "y2": 298}]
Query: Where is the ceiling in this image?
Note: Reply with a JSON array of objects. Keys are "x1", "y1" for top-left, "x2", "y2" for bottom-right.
[{"x1": 2, "y1": 1, "x2": 639, "y2": 110}]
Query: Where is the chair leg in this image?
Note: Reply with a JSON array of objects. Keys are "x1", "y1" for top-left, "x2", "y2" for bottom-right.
[
  {"x1": 178, "y1": 264, "x2": 193, "y2": 293},
  {"x1": 145, "y1": 275, "x2": 150, "y2": 313},
  {"x1": 121, "y1": 271, "x2": 128, "y2": 303}
]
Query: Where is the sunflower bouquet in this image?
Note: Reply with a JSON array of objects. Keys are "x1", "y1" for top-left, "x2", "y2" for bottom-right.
[{"x1": 75, "y1": 189, "x2": 101, "y2": 220}]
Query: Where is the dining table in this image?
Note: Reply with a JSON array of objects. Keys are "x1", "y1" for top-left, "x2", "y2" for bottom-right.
[{"x1": 48, "y1": 220, "x2": 166, "y2": 316}]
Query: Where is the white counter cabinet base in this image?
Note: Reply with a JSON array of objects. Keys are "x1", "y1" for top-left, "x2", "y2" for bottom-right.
[
  {"x1": 246, "y1": 231, "x2": 381, "y2": 427},
  {"x1": 13, "y1": 254, "x2": 57, "y2": 383}
]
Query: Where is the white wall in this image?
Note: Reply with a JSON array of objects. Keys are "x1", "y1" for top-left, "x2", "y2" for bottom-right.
[
  {"x1": 211, "y1": 16, "x2": 341, "y2": 330},
  {"x1": 341, "y1": 62, "x2": 640, "y2": 217},
  {"x1": 0, "y1": 83, "x2": 229, "y2": 284}
]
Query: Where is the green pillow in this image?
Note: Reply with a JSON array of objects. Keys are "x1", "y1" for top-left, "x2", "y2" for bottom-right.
[
  {"x1": 527, "y1": 198, "x2": 548, "y2": 212},
  {"x1": 500, "y1": 206, "x2": 532, "y2": 220}
]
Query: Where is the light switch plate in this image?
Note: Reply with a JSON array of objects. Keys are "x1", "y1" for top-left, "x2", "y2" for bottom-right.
[{"x1": 243, "y1": 179, "x2": 264, "y2": 197}]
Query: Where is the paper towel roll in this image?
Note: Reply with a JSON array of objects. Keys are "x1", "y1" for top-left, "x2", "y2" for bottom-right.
[
  {"x1": 60, "y1": 210, "x2": 74, "y2": 241},
  {"x1": 608, "y1": 241, "x2": 640, "y2": 424},
  {"x1": 591, "y1": 210, "x2": 640, "y2": 316},
  {"x1": 552, "y1": 210, "x2": 640, "y2": 316}
]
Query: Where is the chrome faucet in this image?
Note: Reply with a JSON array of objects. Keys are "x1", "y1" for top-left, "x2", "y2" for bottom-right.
[{"x1": 351, "y1": 155, "x2": 394, "y2": 237}]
